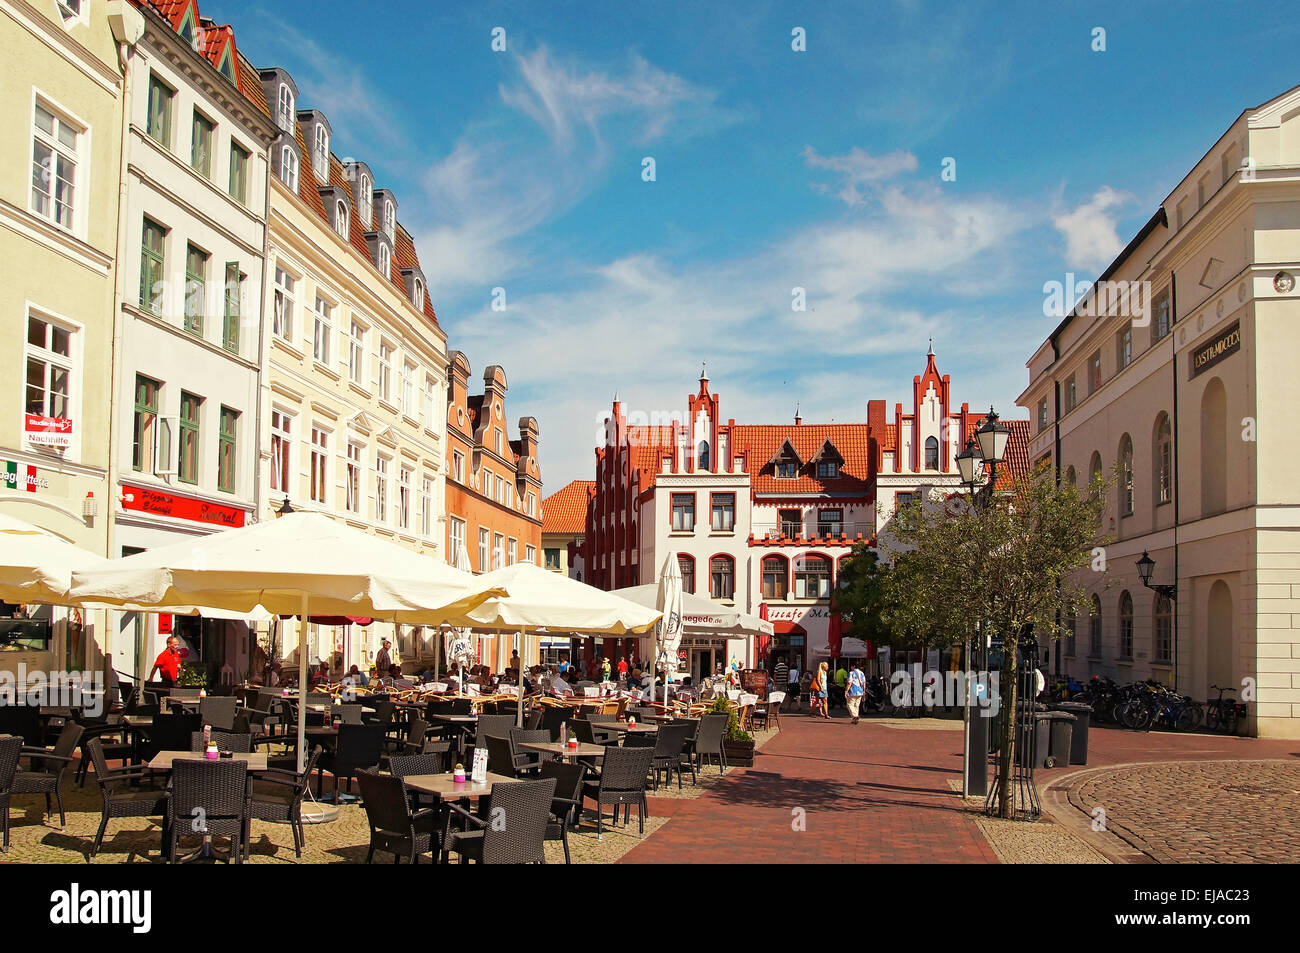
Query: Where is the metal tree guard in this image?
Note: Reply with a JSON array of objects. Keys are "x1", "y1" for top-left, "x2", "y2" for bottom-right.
[{"x1": 985, "y1": 632, "x2": 1041, "y2": 821}]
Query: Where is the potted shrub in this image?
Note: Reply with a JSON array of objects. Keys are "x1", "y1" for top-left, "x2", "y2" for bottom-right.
[
  {"x1": 177, "y1": 662, "x2": 210, "y2": 689},
  {"x1": 711, "y1": 696, "x2": 755, "y2": 767}
]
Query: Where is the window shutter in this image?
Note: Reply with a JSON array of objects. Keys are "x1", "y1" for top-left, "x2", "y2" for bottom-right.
[{"x1": 154, "y1": 415, "x2": 178, "y2": 476}]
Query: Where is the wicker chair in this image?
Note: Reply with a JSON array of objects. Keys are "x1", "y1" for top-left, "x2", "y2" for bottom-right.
[
  {"x1": 199, "y1": 696, "x2": 239, "y2": 731},
  {"x1": 539, "y1": 761, "x2": 586, "y2": 864},
  {"x1": 137, "y1": 712, "x2": 202, "y2": 762},
  {"x1": 243, "y1": 746, "x2": 322, "y2": 860},
  {"x1": 583, "y1": 745, "x2": 653, "y2": 838},
  {"x1": 189, "y1": 730, "x2": 253, "y2": 753},
  {"x1": 12, "y1": 722, "x2": 84, "y2": 827},
  {"x1": 0, "y1": 734, "x2": 21, "y2": 851},
  {"x1": 483, "y1": 734, "x2": 516, "y2": 777},
  {"x1": 648, "y1": 722, "x2": 693, "y2": 792},
  {"x1": 449, "y1": 698, "x2": 472, "y2": 715},
  {"x1": 166, "y1": 758, "x2": 250, "y2": 863},
  {"x1": 540, "y1": 705, "x2": 574, "y2": 741},
  {"x1": 472, "y1": 714, "x2": 515, "y2": 752},
  {"x1": 0, "y1": 706, "x2": 43, "y2": 745},
  {"x1": 441, "y1": 777, "x2": 557, "y2": 864},
  {"x1": 572, "y1": 719, "x2": 615, "y2": 747},
  {"x1": 354, "y1": 769, "x2": 440, "y2": 863},
  {"x1": 525, "y1": 708, "x2": 543, "y2": 730},
  {"x1": 316, "y1": 723, "x2": 384, "y2": 801},
  {"x1": 387, "y1": 752, "x2": 445, "y2": 779},
  {"x1": 507, "y1": 728, "x2": 550, "y2": 774},
  {"x1": 692, "y1": 713, "x2": 728, "y2": 774},
  {"x1": 84, "y1": 737, "x2": 168, "y2": 859}
]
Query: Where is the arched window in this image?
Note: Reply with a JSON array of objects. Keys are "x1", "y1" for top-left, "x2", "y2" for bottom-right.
[
  {"x1": 1064, "y1": 465, "x2": 1076, "y2": 487},
  {"x1": 794, "y1": 554, "x2": 831, "y2": 599},
  {"x1": 924, "y1": 436, "x2": 939, "y2": 470},
  {"x1": 697, "y1": 440, "x2": 710, "y2": 470},
  {"x1": 709, "y1": 555, "x2": 734, "y2": 600},
  {"x1": 761, "y1": 555, "x2": 787, "y2": 600},
  {"x1": 313, "y1": 125, "x2": 329, "y2": 181},
  {"x1": 1201, "y1": 378, "x2": 1227, "y2": 517},
  {"x1": 1088, "y1": 594, "x2": 1102, "y2": 656},
  {"x1": 384, "y1": 198, "x2": 395, "y2": 239},
  {"x1": 377, "y1": 243, "x2": 390, "y2": 277},
  {"x1": 277, "y1": 84, "x2": 294, "y2": 132},
  {"x1": 1065, "y1": 605, "x2": 1078, "y2": 657},
  {"x1": 1153, "y1": 593, "x2": 1172, "y2": 663},
  {"x1": 334, "y1": 199, "x2": 348, "y2": 239},
  {"x1": 677, "y1": 555, "x2": 695, "y2": 593},
  {"x1": 358, "y1": 173, "x2": 372, "y2": 226},
  {"x1": 412, "y1": 278, "x2": 423, "y2": 309},
  {"x1": 1088, "y1": 450, "x2": 1103, "y2": 499},
  {"x1": 1118, "y1": 434, "x2": 1134, "y2": 516},
  {"x1": 1118, "y1": 590, "x2": 1133, "y2": 657},
  {"x1": 280, "y1": 146, "x2": 298, "y2": 191},
  {"x1": 1153, "y1": 412, "x2": 1172, "y2": 506}
]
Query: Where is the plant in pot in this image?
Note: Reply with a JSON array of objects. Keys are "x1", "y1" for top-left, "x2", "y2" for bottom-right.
[
  {"x1": 177, "y1": 662, "x2": 210, "y2": 689},
  {"x1": 711, "y1": 696, "x2": 755, "y2": 767}
]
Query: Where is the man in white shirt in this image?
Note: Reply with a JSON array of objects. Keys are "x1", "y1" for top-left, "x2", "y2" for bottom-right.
[{"x1": 787, "y1": 663, "x2": 800, "y2": 710}]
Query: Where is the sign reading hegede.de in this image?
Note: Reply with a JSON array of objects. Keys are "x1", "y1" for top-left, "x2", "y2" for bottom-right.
[{"x1": 1190, "y1": 321, "x2": 1241, "y2": 378}]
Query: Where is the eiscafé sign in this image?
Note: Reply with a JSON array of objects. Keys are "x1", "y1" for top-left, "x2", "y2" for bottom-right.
[
  {"x1": 764, "y1": 605, "x2": 830, "y2": 623},
  {"x1": 1190, "y1": 321, "x2": 1241, "y2": 379},
  {"x1": 24, "y1": 414, "x2": 72, "y2": 449}
]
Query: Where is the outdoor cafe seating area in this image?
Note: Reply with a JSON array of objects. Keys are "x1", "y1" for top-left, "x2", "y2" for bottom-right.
[{"x1": 0, "y1": 676, "x2": 778, "y2": 863}]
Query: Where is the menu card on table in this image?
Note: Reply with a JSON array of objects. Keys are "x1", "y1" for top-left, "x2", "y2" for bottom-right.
[{"x1": 471, "y1": 746, "x2": 489, "y2": 783}]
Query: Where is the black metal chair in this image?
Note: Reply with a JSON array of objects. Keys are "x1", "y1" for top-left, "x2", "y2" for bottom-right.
[
  {"x1": 355, "y1": 768, "x2": 440, "y2": 863},
  {"x1": 84, "y1": 737, "x2": 168, "y2": 859},
  {"x1": 316, "y1": 723, "x2": 384, "y2": 801},
  {"x1": 539, "y1": 761, "x2": 585, "y2": 864},
  {"x1": 0, "y1": 734, "x2": 22, "y2": 851},
  {"x1": 189, "y1": 731, "x2": 253, "y2": 753},
  {"x1": 441, "y1": 777, "x2": 557, "y2": 864},
  {"x1": 648, "y1": 722, "x2": 693, "y2": 791},
  {"x1": 584, "y1": 745, "x2": 654, "y2": 838},
  {"x1": 449, "y1": 698, "x2": 473, "y2": 715},
  {"x1": 692, "y1": 713, "x2": 728, "y2": 774},
  {"x1": 12, "y1": 722, "x2": 83, "y2": 827},
  {"x1": 166, "y1": 758, "x2": 250, "y2": 863},
  {"x1": 243, "y1": 745, "x2": 321, "y2": 860}
]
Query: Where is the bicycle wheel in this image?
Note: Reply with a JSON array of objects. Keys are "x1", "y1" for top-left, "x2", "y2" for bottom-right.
[
  {"x1": 1175, "y1": 706, "x2": 1198, "y2": 732},
  {"x1": 1205, "y1": 705, "x2": 1222, "y2": 732},
  {"x1": 1223, "y1": 706, "x2": 1238, "y2": 736}
]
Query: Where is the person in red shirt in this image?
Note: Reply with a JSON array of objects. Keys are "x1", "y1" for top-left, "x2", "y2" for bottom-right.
[
  {"x1": 149, "y1": 635, "x2": 183, "y2": 686},
  {"x1": 616, "y1": 656, "x2": 628, "y2": 678}
]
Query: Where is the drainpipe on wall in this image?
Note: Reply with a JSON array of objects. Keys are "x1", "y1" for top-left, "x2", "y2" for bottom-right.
[{"x1": 1170, "y1": 272, "x2": 1180, "y2": 692}]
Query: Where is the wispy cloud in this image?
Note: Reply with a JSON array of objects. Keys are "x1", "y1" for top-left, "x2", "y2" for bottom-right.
[
  {"x1": 803, "y1": 145, "x2": 920, "y2": 207},
  {"x1": 1052, "y1": 185, "x2": 1135, "y2": 273}
]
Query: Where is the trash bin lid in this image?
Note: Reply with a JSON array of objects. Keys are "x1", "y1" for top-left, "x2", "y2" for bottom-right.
[
  {"x1": 1045, "y1": 711, "x2": 1076, "y2": 722},
  {"x1": 1054, "y1": 701, "x2": 1093, "y2": 713}
]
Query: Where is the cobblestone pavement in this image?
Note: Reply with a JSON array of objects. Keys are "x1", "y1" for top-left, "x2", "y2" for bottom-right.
[{"x1": 1057, "y1": 759, "x2": 1300, "y2": 864}]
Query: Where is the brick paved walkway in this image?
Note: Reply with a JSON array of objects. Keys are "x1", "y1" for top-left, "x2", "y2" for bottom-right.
[{"x1": 622, "y1": 712, "x2": 999, "y2": 863}]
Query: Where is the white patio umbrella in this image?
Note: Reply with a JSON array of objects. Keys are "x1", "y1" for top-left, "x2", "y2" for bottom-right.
[
  {"x1": 607, "y1": 584, "x2": 772, "y2": 641},
  {"x1": 461, "y1": 562, "x2": 662, "y2": 726},
  {"x1": 649, "y1": 551, "x2": 684, "y2": 708},
  {"x1": 0, "y1": 512, "x2": 110, "y2": 606},
  {"x1": 71, "y1": 511, "x2": 505, "y2": 769}
]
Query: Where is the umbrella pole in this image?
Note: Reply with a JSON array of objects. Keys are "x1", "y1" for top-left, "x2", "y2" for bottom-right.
[
  {"x1": 516, "y1": 628, "x2": 525, "y2": 728},
  {"x1": 297, "y1": 593, "x2": 308, "y2": 774}
]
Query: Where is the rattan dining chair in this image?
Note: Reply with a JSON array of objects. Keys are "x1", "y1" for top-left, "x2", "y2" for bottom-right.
[
  {"x1": 243, "y1": 745, "x2": 321, "y2": 860},
  {"x1": 166, "y1": 757, "x2": 250, "y2": 863},
  {"x1": 354, "y1": 768, "x2": 440, "y2": 863},
  {"x1": 539, "y1": 761, "x2": 586, "y2": 864},
  {"x1": 691, "y1": 713, "x2": 728, "y2": 774},
  {"x1": 12, "y1": 722, "x2": 84, "y2": 827},
  {"x1": 0, "y1": 734, "x2": 22, "y2": 851},
  {"x1": 84, "y1": 737, "x2": 168, "y2": 859},
  {"x1": 441, "y1": 777, "x2": 556, "y2": 864},
  {"x1": 316, "y1": 723, "x2": 384, "y2": 801},
  {"x1": 648, "y1": 722, "x2": 693, "y2": 792},
  {"x1": 507, "y1": 728, "x2": 549, "y2": 774},
  {"x1": 583, "y1": 744, "x2": 654, "y2": 839},
  {"x1": 199, "y1": 696, "x2": 239, "y2": 731},
  {"x1": 189, "y1": 731, "x2": 253, "y2": 753}
]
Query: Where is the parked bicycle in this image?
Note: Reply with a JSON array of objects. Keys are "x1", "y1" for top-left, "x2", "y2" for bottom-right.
[{"x1": 1205, "y1": 684, "x2": 1247, "y2": 734}]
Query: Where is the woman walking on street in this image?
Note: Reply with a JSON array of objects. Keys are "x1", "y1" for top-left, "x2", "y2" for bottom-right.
[{"x1": 812, "y1": 661, "x2": 831, "y2": 719}]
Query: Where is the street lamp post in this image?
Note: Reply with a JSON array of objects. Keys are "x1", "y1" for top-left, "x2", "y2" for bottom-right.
[
  {"x1": 1136, "y1": 550, "x2": 1176, "y2": 601},
  {"x1": 957, "y1": 409, "x2": 1008, "y2": 799}
]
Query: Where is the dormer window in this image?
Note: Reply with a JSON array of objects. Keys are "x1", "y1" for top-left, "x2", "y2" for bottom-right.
[
  {"x1": 383, "y1": 199, "x2": 395, "y2": 240},
  {"x1": 359, "y1": 174, "x2": 372, "y2": 226},
  {"x1": 377, "y1": 243, "x2": 390, "y2": 276},
  {"x1": 280, "y1": 145, "x2": 298, "y2": 191},
  {"x1": 313, "y1": 125, "x2": 329, "y2": 182},
  {"x1": 816, "y1": 461, "x2": 839, "y2": 479},
  {"x1": 412, "y1": 278, "x2": 424, "y2": 309},
  {"x1": 776, "y1": 461, "x2": 797, "y2": 479},
  {"x1": 334, "y1": 199, "x2": 349, "y2": 238},
  {"x1": 277, "y1": 84, "x2": 294, "y2": 133}
]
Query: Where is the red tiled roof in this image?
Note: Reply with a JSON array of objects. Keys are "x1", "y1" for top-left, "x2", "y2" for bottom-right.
[
  {"x1": 543, "y1": 480, "x2": 596, "y2": 535},
  {"x1": 731, "y1": 424, "x2": 872, "y2": 496},
  {"x1": 626, "y1": 426, "x2": 676, "y2": 489},
  {"x1": 963, "y1": 416, "x2": 1031, "y2": 490}
]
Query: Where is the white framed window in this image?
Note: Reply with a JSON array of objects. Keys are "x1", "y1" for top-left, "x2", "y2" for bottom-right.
[
  {"x1": 377, "y1": 243, "x2": 390, "y2": 276},
  {"x1": 412, "y1": 278, "x2": 424, "y2": 309},
  {"x1": 272, "y1": 266, "x2": 295, "y2": 342},
  {"x1": 524, "y1": 544, "x2": 536, "y2": 565},
  {"x1": 506, "y1": 482, "x2": 515, "y2": 509},
  {"x1": 146, "y1": 73, "x2": 173, "y2": 149},
  {"x1": 449, "y1": 515, "x2": 465, "y2": 564},
  {"x1": 312, "y1": 295, "x2": 332, "y2": 365},
  {"x1": 375, "y1": 454, "x2": 389, "y2": 523},
  {"x1": 478, "y1": 526, "x2": 489, "y2": 571},
  {"x1": 493, "y1": 533, "x2": 504, "y2": 570},
  {"x1": 277, "y1": 84, "x2": 294, "y2": 133},
  {"x1": 494, "y1": 429, "x2": 502, "y2": 454},
  {"x1": 270, "y1": 409, "x2": 293, "y2": 493},
  {"x1": 358, "y1": 173, "x2": 372, "y2": 226},
  {"x1": 494, "y1": 474, "x2": 503, "y2": 504},
  {"x1": 346, "y1": 441, "x2": 363, "y2": 514},
  {"x1": 377, "y1": 341, "x2": 393, "y2": 402},
  {"x1": 280, "y1": 145, "x2": 298, "y2": 191},
  {"x1": 24, "y1": 312, "x2": 77, "y2": 450},
  {"x1": 309, "y1": 426, "x2": 328, "y2": 504},
  {"x1": 421, "y1": 477, "x2": 434, "y2": 537},
  {"x1": 31, "y1": 98, "x2": 83, "y2": 233},
  {"x1": 398, "y1": 466, "x2": 412, "y2": 531},
  {"x1": 401, "y1": 361, "x2": 416, "y2": 416},
  {"x1": 334, "y1": 199, "x2": 349, "y2": 239},
  {"x1": 383, "y1": 198, "x2": 395, "y2": 239},
  {"x1": 348, "y1": 319, "x2": 366, "y2": 385},
  {"x1": 452, "y1": 451, "x2": 464, "y2": 483},
  {"x1": 56, "y1": 0, "x2": 86, "y2": 25},
  {"x1": 313, "y1": 125, "x2": 329, "y2": 182},
  {"x1": 422, "y1": 375, "x2": 437, "y2": 426},
  {"x1": 527, "y1": 493, "x2": 535, "y2": 517}
]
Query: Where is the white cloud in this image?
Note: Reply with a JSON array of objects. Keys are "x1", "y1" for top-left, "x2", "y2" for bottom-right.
[
  {"x1": 1052, "y1": 186, "x2": 1135, "y2": 273},
  {"x1": 803, "y1": 146, "x2": 919, "y2": 206}
]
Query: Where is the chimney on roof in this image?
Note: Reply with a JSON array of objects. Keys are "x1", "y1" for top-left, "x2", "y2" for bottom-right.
[{"x1": 794, "y1": 403, "x2": 802, "y2": 426}]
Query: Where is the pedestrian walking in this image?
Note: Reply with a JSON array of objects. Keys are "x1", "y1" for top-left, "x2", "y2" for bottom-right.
[
  {"x1": 773, "y1": 658, "x2": 789, "y2": 697},
  {"x1": 788, "y1": 661, "x2": 801, "y2": 709},
  {"x1": 811, "y1": 661, "x2": 831, "y2": 719},
  {"x1": 846, "y1": 663, "x2": 866, "y2": 724}
]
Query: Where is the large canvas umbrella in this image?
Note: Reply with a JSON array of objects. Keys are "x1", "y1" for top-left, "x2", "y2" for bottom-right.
[
  {"x1": 0, "y1": 513, "x2": 110, "y2": 606},
  {"x1": 608, "y1": 584, "x2": 772, "y2": 639},
  {"x1": 71, "y1": 512, "x2": 505, "y2": 769},
  {"x1": 648, "y1": 552, "x2": 684, "y2": 707},
  {"x1": 460, "y1": 562, "x2": 662, "y2": 725}
]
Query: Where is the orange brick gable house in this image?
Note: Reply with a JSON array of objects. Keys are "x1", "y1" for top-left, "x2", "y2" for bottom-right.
[{"x1": 578, "y1": 353, "x2": 1030, "y2": 677}]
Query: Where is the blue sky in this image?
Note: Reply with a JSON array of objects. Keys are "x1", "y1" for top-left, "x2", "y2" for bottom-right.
[{"x1": 208, "y1": 0, "x2": 1300, "y2": 487}]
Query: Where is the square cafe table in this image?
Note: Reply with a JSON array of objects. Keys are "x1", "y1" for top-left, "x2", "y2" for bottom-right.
[
  {"x1": 600, "y1": 721, "x2": 658, "y2": 734},
  {"x1": 147, "y1": 751, "x2": 268, "y2": 771},
  {"x1": 517, "y1": 741, "x2": 606, "y2": 760},
  {"x1": 401, "y1": 771, "x2": 516, "y2": 800}
]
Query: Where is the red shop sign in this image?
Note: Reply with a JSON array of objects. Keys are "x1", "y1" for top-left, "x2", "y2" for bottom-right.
[{"x1": 121, "y1": 484, "x2": 247, "y2": 528}]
